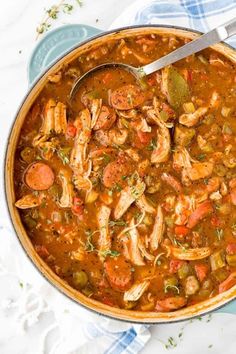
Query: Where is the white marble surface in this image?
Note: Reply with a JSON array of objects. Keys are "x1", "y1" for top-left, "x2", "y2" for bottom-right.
[{"x1": 1, "y1": 1, "x2": 236, "y2": 353}]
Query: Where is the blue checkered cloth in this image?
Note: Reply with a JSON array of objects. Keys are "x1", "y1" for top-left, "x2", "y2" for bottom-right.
[{"x1": 85, "y1": 1, "x2": 236, "y2": 353}]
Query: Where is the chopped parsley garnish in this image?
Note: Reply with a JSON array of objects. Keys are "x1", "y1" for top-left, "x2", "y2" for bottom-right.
[
  {"x1": 109, "y1": 220, "x2": 127, "y2": 227},
  {"x1": 99, "y1": 250, "x2": 120, "y2": 258},
  {"x1": 197, "y1": 153, "x2": 206, "y2": 161},
  {"x1": 84, "y1": 230, "x2": 96, "y2": 252},
  {"x1": 147, "y1": 138, "x2": 157, "y2": 151},
  {"x1": 103, "y1": 153, "x2": 111, "y2": 165},
  {"x1": 215, "y1": 228, "x2": 224, "y2": 241},
  {"x1": 57, "y1": 147, "x2": 71, "y2": 165}
]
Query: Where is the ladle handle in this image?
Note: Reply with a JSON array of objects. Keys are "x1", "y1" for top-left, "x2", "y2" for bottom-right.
[{"x1": 142, "y1": 17, "x2": 236, "y2": 75}]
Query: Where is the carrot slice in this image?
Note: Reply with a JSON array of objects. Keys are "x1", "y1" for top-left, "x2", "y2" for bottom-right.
[
  {"x1": 104, "y1": 256, "x2": 133, "y2": 292},
  {"x1": 194, "y1": 263, "x2": 208, "y2": 282},
  {"x1": 111, "y1": 84, "x2": 145, "y2": 110},
  {"x1": 24, "y1": 162, "x2": 54, "y2": 191},
  {"x1": 187, "y1": 200, "x2": 213, "y2": 229}
]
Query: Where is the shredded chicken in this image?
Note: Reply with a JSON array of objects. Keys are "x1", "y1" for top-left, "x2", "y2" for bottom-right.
[
  {"x1": 114, "y1": 175, "x2": 145, "y2": 219},
  {"x1": 170, "y1": 246, "x2": 212, "y2": 260},
  {"x1": 15, "y1": 194, "x2": 42, "y2": 209},
  {"x1": 124, "y1": 280, "x2": 150, "y2": 301},
  {"x1": 173, "y1": 146, "x2": 213, "y2": 183},
  {"x1": 150, "y1": 205, "x2": 165, "y2": 251},
  {"x1": 58, "y1": 169, "x2": 73, "y2": 208},
  {"x1": 179, "y1": 107, "x2": 208, "y2": 127},
  {"x1": 147, "y1": 100, "x2": 171, "y2": 164}
]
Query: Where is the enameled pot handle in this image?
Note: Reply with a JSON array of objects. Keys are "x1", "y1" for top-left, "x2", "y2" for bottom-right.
[
  {"x1": 216, "y1": 300, "x2": 236, "y2": 314},
  {"x1": 28, "y1": 24, "x2": 102, "y2": 84}
]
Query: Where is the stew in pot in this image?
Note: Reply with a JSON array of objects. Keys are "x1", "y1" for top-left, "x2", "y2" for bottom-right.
[{"x1": 14, "y1": 33, "x2": 236, "y2": 312}]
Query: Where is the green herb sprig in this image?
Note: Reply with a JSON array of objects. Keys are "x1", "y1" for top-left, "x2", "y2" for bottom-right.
[{"x1": 36, "y1": 0, "x2": 83, "y2": 39}]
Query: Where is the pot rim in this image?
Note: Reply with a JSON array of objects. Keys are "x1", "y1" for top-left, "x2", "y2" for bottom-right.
[{"x1": 4, "y1": 24, "x2": 236, "y2": 324}]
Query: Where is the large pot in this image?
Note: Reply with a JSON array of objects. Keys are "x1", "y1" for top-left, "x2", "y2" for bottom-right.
[{"x1": 4, "y1": 24, "x2": 236, "y2": 323}]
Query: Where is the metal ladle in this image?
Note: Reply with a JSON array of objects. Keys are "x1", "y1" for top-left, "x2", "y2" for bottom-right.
[{"x1": 70, "y1": 18, "x2": 236, "y2": 99}]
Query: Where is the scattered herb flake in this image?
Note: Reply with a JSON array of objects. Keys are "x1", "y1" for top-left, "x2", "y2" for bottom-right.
[
  {"x1": 147, "y1": 138, "x2": 157, "y2": 151},
  {"x1": 109, "y1": 220, "x2": 127, "y2": 227},
  {"x1": 215, "y1": 228, "x2": 224, "y2": 241},
  {"x1": 197, "y1": 153, "x2": 206, "y2": 161},
  {"x1": 99, "y1": 250, "x2": 120, "y2": 258},
  {"x1": 36, "y1": 0, "x2": 84, "y2": 38},
  {"x1": 103, "y1": 153, "x2": 111, "y2": 165}
]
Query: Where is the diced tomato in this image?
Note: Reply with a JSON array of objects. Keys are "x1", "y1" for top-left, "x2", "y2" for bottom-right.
[
  {"x1": 211, "y1": 215, "x2": 222, "y2": 228},
  {"x1": 219, "y1": 272, "x2": 236, "y2": 293},
  {"x1": 162, "y1": 103, "x2": 175, "y2": 118},
  {"x1": 194, "y1": 263, "x2": 208, "y2": 282},
  {"x1": 35, "y1": 245, "x2": 49, "y2": 258},
  {"x1": 71, "y1": 197, "x2": 84, "y2": 215},
  {"x1": 101, "y1": 295, "x2": 115, "y2": 307},
  {"x1": 174, "y1": 225, "x2": 189, "y2": 237},
  {"x1": 66, "y1": 123, "x2": 77, "y2": 138},
  {"x1": 169, "y1": 259, "x2": 185, "y2": 274},
  {"x1": 137, "y1": 131, "x2": 152, "y2": 145},
  {"x1": 147, "y1": 73, "x2": 157, "y2": 86},
  {"x1": 226, "y1": 243, "x2": 236, "y2": 255}
]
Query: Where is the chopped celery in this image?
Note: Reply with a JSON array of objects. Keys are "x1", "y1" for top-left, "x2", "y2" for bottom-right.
[
  {"x1": 210, "y1": 250, "x2": 226, "y2": 271},
  {"x1": 174, "y1": 125, "x2": 195, "y2": 146},
  {"x1": 202, "y1": 114, "x2": 214, "y2": 125},
  {"x1": 212, "y1": 268, "x2": 229, "y2": 282},
  {"x1": 183, "y1": 102, "x2": 195, "y2": 114},
  {"x1": 178, "y1": 263, "x2": 191, "y2": 279},
  {"x1": 222, "y1": 123, "x2": 233, "y2": 134},
  {"x1": 164, "y1": 276, "x2": 179, "y2": 293},
  {"x1": 221, "y1": 107, "x2": 231, "y2": 118},
  {"x1": 24, "y1": 215, "x2": 37, "y2": 229},
  {"x1": 226, "y1": 254, "x2": 236, "y2": 267}
]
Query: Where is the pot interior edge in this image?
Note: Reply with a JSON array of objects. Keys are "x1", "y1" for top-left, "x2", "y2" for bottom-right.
[{"x1": 5, "y1": 25, "x2": 236, "y2": 323}]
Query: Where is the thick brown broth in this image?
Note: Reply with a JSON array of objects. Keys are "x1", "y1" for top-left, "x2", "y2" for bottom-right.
[{"x1": 14, "y1": 33, "x2": 236, "y2": 312}]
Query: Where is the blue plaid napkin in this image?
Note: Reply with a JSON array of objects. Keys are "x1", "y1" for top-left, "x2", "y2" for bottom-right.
[{"x1": 85, "y1": 1, "x2": 236, "y2": 353}]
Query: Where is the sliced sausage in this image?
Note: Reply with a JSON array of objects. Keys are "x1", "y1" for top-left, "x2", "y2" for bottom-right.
[
  {"x1": 155, "y1": 296, "x2": 187, "y2": 312},
  {"x1": 111, "y1": 84, "x2": 145, "y2": 110},
  {"x1": 93, "y1": 106, "x2": 116, "y2": 131},
  {"x1": 102, "y1": 156, "x2": 132, "y2": 188},
  {"x1": 104, "y1": 255, "x2": 133, "y2": 292},
  {"x1": 24, "y1": 162, "x2": 55, "y2": 190}
]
